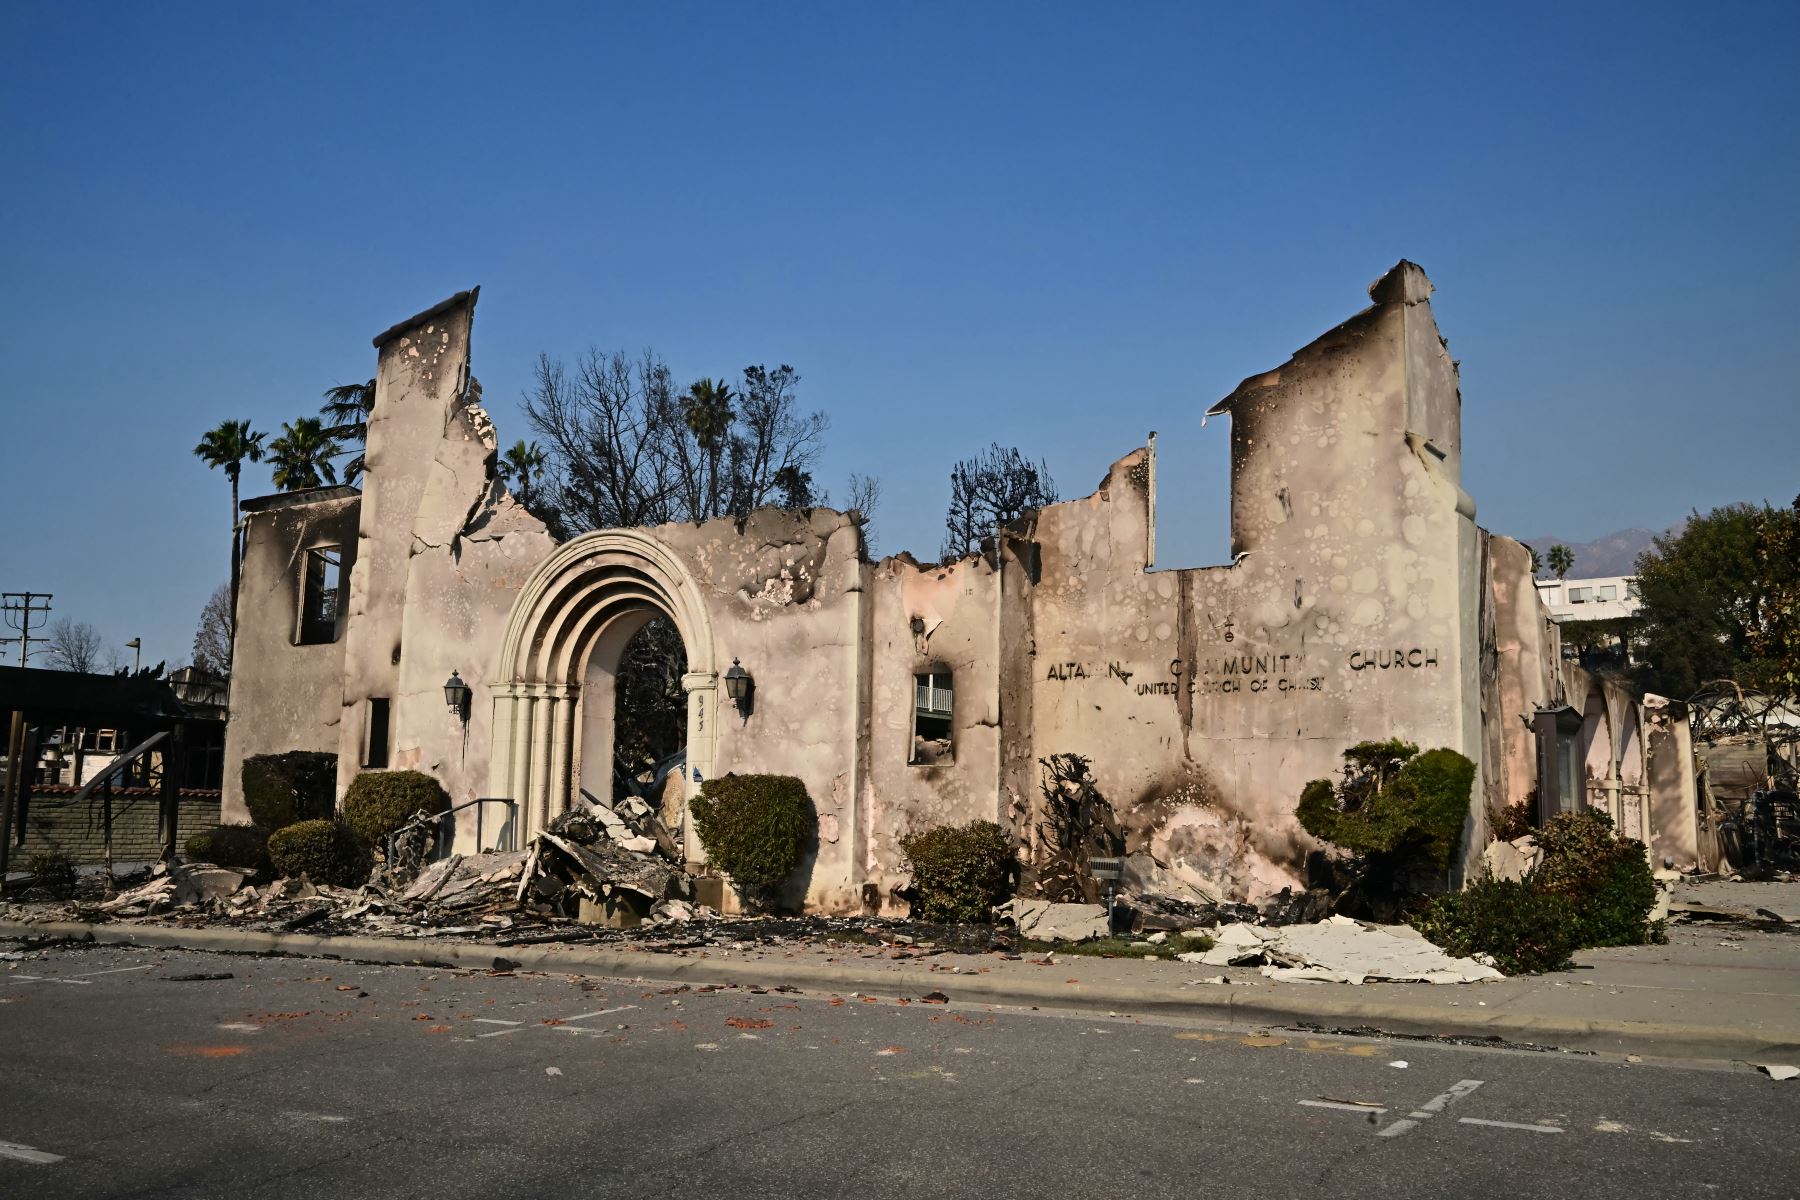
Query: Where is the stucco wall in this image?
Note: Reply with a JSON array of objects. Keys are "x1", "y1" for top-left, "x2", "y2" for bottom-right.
[
  {"x1": 859, "y1": 553, "x2": 1007, "y2": 903},
  {"x1": 1017, "y1": 264, "x2": 1478, "y2": 901},
  {"x1": 336, "y1": 290, "x2": 558, "y2": 844},
  {"x1": 221, "y1": 491, "x2": 360, "y2": 821}
]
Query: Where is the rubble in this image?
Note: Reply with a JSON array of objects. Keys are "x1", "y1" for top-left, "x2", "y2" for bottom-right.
[{"x1": 1177, "y1": 915, "x2": 1504, "y2": 984}]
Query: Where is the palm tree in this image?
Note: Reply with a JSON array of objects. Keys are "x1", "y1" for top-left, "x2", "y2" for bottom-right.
[
  {"x1": 682, "y1": 378, "x2": 736, "y2": 518},
  {"x1": 193, "y1": 419, "x2": 266, "y2": 528},
  {"x1": 499, "y1": 439, "x2": 546, "y2": 505},
  {"x1": 320, "y1": 378, "x2": 376, "y2": 483},
  {"x1": 1548, "y1": 544, "x2": 1576, "y2": 581},
  {"x1": 193, "y1": 418, "x2": 266, "y2": 675},
  {"x1": 268, "y1": 418, "x2": 342, "y2": 491}
]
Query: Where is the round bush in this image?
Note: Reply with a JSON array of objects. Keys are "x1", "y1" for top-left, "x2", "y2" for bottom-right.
[
  {"x1": 1412, "y1": 877, "x2": 1578, "y2": 975},
  {"x1": 900, "y1": 820, "x2": 1017, "y2": 924},
  {"x1": 183, "y1": 824, "x2": 272, "y2": 874},
  {"x1": 342, "y1": 770, "x2": 450, "y2": 847},
  {"x1": 690, "y1": 774, "x2": 815, "y2": 892},
  {"x1": 267, "y1": 819, "x2": 371, "y2": 887},
  {"x1": 242, "y1": 751, "x2": 338, "y2": 831}
]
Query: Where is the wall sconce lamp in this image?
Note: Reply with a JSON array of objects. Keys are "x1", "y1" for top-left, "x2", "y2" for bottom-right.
[
  {"x1": 444, "y1": 670, "x2": 471, "y2": 722},
  {"x1": 723, "y1": 658, "x2": 754, "y2": 718}
]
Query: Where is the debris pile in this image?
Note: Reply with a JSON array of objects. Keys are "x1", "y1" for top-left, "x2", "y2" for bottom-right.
[
  {"x1": 1177, "y1": 915, "x2": 1504, "y2": 984},
  {"x1": 1020, "y1": 753, "x2": 1126, "y2": 903}
]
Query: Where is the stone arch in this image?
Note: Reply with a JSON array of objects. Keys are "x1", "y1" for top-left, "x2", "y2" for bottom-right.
[
  {"x1": 489, "y1": 530, "x2": 718, "y2": 839},
  {"x1": 1579, "y1": 687, "x2": 1613, "y2": 794}
]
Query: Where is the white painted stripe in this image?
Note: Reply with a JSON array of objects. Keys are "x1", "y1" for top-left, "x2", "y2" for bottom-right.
[
  {"x1": 1459, "y1": 1118, "x2": 1564, "y2": 1134},
  {"x1": 7, "y1": 975, "x2": 90, "y2": 985},
  {"x1": 218, "y1": 1023, "x2": 262, "y2": 1033},
  {"x1": 1377, "y1": 1079, "x2": 1483, "y2": 1138},
  {"x1": 475, "y1": 1027, "x2": 527, "y2": 1038},
  {"x1": 1420, "y1": 1080, "x2": 1485, "y2": 1113},
  {"x1": 472, "y1": 1018, "x2": 522, "y2": 1026},
  {"x1": 72, "y1": 964, "x2": 156, "y2": 978},
  {"x1": 1299, "y1": 1100, "x2": 1388, "y2": 1114},
  {"x1": 0, "y1": 1139, "x2": 65, "y2": 1164},
  {"x1": 557, "y1": 1005, "x2": 637, "y2": 1023}
]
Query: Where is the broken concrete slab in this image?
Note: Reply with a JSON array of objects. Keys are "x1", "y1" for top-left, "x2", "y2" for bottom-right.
[
  {"x1": 1482, "y1": 835, "x2": 1542, "y2": 884},
  {"x1": 1180, "y1": 915, "x2": 1502, "y2": 983},
  {"x1": 1006, "y1": 899, "x2": 1110, "y2": 942}
]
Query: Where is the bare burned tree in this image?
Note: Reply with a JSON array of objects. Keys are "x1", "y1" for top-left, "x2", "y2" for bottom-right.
[
  {"x1": 844, "y1": 472, "x2": 882, "y2": 557},
  {"x1": 941, "y1": 443, "x2": 1058, "y2": 561},
  {"x1": 45, "y1": 617, "x2": 105, "y2": 673},
  {"x1": 191, "y1": 583, "x2": 233, "y2": 677},
  {"x1": 523, "y1": 353, "x2": 829, "y2": 532},
  {"x1": 524, "y1": 350, "x2": 833, "y2": 796}
]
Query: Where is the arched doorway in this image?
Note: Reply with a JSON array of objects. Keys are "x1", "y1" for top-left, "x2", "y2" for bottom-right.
[{"x1": 489, "y1": 530, "x2": 718, "y2": 843}]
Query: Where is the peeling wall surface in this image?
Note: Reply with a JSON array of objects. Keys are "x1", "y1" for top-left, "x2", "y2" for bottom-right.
[
  {"x1": 222, "y1": 489, "x2": 361, "y2": 821},
  {"x1": 223, "y1": 263, "x2": 1695, "y2": 911}
]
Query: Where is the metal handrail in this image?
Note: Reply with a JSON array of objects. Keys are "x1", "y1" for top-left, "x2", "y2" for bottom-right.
[{"x1": 434, "y1": 797, "x2": 519, "y2": 856}]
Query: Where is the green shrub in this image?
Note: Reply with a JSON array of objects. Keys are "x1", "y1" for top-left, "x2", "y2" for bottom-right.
[
  {"x1": 241, "y1": 751, "x2": 338, "y2": 831},
  {"x1": 183, "y1": 824, "x2": 272, "y2": 874},
  {"x1": 1412, "y1": 878, "x2": 1579, "y2": 975},
  {"x1": 1493, "y1": 800, "x2": 1536, "y2": 841},
  {"x1": 267, "y1": 819, "x2": 371, "y2": 887},
  {"x1": 1536, "y1": 810, "x2": 1661, "y2": 947},
  {"x1": 1296, "y1": 742, "x2": 1476, "y2": 878},
  {"x1": 26, "y1": 850, "x2": 78, "y2": 900},
  {"x1": 341, "y1": 770, "x2": 450, "y2": 847},
  {"x1": 900, "y1": 820, "x2": 1018, "y2": 924},
  {"x1": 690, "y1": 774, "x2": 815, "y2": 892}
]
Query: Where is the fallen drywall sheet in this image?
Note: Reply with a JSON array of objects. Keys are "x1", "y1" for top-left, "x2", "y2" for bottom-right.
[
  {"x1": 1009, "y1": 899, "x2": 1112, "y2": 942},
  {"x1": 1179, "y1": 915, "x2": 1504, "y2": 984}
]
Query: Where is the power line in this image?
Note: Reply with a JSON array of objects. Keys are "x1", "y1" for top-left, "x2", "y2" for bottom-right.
[{"x1": 0, "y1": 592, "x2": 52, "y2": 667}]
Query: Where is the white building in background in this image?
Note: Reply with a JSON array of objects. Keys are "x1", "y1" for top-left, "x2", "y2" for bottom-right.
[{"x1": 1536, "y1": 576, "x2": 1641, "y2": 622}]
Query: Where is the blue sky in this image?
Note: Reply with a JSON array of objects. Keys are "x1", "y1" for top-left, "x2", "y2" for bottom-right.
[{"x1": 2, "y1": 2, "x2": 1795, "y2": 670}]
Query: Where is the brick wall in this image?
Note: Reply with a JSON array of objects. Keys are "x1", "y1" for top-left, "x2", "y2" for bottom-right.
[{"x1": 17, "y1": 790, "x2": 223, "y2": 864}]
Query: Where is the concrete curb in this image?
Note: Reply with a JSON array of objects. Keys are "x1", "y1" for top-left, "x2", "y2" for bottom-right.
[{"x1": 6, "y1": 919, "x2": 1797, "y2": 1063}]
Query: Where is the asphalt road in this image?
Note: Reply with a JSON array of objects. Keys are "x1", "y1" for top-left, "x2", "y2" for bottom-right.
[{"x1": 4, "y1": 940, "x2": 1797, "y2": 1199}]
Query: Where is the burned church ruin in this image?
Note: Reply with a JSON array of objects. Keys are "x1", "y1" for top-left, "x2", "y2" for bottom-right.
[{"x1": 222, "y1": 264, "x2": 1705, "y2": 912}]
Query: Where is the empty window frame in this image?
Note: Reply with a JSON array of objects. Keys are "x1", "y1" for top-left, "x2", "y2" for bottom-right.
[
  {"x1": 1567, "y1": 587, "x2": 1590, "y2": 603},
  {"x1": 912, "y1": 670, "x2": 953, "y2": 765},
  {"x1": 298, "y1": 546, "x2": 343, "y2": 645},
  {"x1": 364, "y1": 698, "x2": 391, "y2": 768}
]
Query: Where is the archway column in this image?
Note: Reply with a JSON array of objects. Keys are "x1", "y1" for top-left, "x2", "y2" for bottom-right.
[{"x1": 681, "y1": 670, "x2": 719, "y2": 862}]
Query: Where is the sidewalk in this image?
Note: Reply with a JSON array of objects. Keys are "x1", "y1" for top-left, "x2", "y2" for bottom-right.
[{"x1": 7, "y1": 910, "x2": 1799, "y2": 1064}]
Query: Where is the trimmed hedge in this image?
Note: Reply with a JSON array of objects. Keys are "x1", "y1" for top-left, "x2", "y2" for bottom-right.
[
  {"x1": 267, "y1": 819, "x2": 371, "y2": 887},
  {"x1": 690, "y1": 774, "x2": 815, "y2": 893},
  {"x1": 1296, "y1": 742, "x2": 1476, "y2": 880},
  {"x1": 1413, "y1": 878, "x2": 1578, "y2": 975},
  {"x1": 900, "y1": 820, "x2": 1017, "y2": 924},
  {"x1": 184, "y1": 824, "x2": 272, "y2": 874},
  {"x1": 342, "y1": 770, "x2": 450, "y2": 847},
  {"x1": 242, "y1": 751, "x2": 338, "y2": 832}
]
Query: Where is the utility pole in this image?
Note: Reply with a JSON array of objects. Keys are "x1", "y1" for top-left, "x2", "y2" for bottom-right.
[{"x1": 0, "y1": 592, "x2": 52, "y2": 667}]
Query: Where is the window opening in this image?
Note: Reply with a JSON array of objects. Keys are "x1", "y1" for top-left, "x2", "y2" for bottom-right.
[
  {"x1": 299, "y1": 547, "x2": 342, "y2": 644},
  {"x1": 912, "y1": 670, "x2": 953, "y2": 765},
  {"x1": 365, "y1": 698, "x2": 391, "y2": 768}
]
